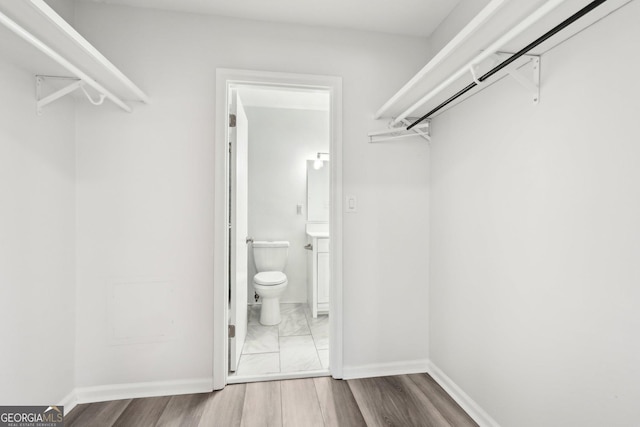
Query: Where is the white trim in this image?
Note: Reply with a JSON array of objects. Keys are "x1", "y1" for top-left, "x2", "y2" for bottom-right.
[
  {"x1": 73, "y1": 378, "x2": 212, "y2": 404},
  {"x1": 214, "y1": 69, "x2": 343, "y2": 389},
  {"x1": 328, "y1": 74, "x2": 343, "y2": 379},
  {"x1": 227, "y1": 370, "x2": 329, "y2": 384},
  {"x1": 59, "y1": 389, "x2": 78, "y2": 415},
  {"x1": 342, "y1": 358, "x2": 429, "y2": 380},
  {"x1": 426, "y1": 361, "x2": 501, "y2": 427}
]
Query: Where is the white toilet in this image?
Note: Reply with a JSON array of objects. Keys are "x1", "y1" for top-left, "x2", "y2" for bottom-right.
[{"x1": 252, "y1": 240, "x2": 289, "y2": 325}]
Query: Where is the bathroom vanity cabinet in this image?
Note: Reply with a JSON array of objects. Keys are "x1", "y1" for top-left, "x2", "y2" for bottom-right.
[{"x1": 306, "y1": 234, "x2": 329, "y2": 318}]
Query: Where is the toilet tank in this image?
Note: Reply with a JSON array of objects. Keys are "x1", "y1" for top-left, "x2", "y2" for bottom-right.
[{"x1": 252, "y1": 241, "x2": 290, "y2": 272}]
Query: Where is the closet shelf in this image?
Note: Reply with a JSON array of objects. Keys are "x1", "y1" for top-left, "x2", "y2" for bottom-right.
[
  {"x1": 0, "y1": 0, "x2": 148, "y2": 113},
  {"x1": 371, "y1": 0, "x2": 631, "y2": 140}
]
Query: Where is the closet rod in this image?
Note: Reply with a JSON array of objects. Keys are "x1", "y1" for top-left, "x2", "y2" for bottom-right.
[
  {"x1": 407, "y1": 0, "x2": 607, "y2": 130},
  {"x1": 375, "y1": 0, "x2": 510, "y2": 120}
]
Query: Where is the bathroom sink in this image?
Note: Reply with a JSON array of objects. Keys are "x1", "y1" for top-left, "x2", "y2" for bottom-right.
[
  {"x1": 306, "y1": 223, "x2": 329, "y2": 238},
  {"x1": 306, "y1": 230, "x2": 329, "y2": 238}
]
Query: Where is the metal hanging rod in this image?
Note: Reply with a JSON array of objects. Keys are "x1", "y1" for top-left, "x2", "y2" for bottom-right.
[{"x1": 407, "y1": 0, "x2": 608, "y2": 131}]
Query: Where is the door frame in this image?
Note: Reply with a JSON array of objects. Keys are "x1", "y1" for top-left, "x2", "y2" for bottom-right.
[{"x1": 213, "y1": 68, "x2": 343, "y2": 389}]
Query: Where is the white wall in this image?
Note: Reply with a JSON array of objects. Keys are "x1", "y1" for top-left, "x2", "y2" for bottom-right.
[
  {"x1": 429, "y1": 2, "x2": 640, "y2": 426},
  {"x1": 246, "y1": 106, "x2": 329, "y2": 304},
  {"x1": 427, "y1": 0, "x2": 491, "y2": 54},
  {"x1": 0, "y1": 52, "x2": 76, "y2": 403},
  {"x1": 73, "y1": 3, "x2": 430, "y2": 387}
]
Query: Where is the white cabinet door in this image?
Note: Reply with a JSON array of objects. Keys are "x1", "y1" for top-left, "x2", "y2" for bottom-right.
[{"x1": 317, "y1": 252, "x2": 330, "y2": 304}]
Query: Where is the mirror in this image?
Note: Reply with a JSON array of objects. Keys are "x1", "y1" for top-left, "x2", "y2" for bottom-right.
[{"x1": 307, "y1": 159, "x2": 330, "y2": 222}]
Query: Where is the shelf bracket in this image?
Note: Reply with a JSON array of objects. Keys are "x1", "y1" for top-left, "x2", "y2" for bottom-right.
[
  {"x1": 36, "y1": 75, "x2": 79, "y2": 115},
  {"x1": 493, "y1": 52, "x2": 541, "y2": 104},
  {"x1": 368, "y1": 119, "x2": 431, "y2": 143},
  {"x1": 36, "y1": 75, "x2": 109, "y2": 114},
  {"x1": 508, "y1": 55, "x2": 540, "y2": 104},
  {"x1": 401, "y1": 118, "x2": 431, "y2": 142},
  {"x1": 79, "y1": 85, "x2": 107, "y2": 106}
]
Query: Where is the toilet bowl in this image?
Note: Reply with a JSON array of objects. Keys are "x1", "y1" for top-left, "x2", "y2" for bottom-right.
[
  {"x1": 252, "y1": 241, "x2": 289, "y2": 325},
  {"x1": 253, "y1": 272, "x2": 288, "y2": 325}
]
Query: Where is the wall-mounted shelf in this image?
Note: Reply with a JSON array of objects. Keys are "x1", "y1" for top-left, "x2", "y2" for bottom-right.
[
  {"x1": 370, "y1": 0, "x2": 632, "y2": 140},
  {"x1": 0, "y1": 0, "x2": 148, "y2": 113}
]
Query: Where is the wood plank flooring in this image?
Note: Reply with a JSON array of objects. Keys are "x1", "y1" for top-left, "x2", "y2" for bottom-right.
[{"x1": 65, "y1": 374, "x2": 478, "y2": 427}]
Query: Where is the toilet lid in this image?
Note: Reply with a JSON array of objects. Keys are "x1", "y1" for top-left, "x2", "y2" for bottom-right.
[{"x1": 254, "y1": 271, "x2": 287, "y2": 286}]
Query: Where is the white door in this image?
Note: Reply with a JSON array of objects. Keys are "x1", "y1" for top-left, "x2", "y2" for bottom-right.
[{"x1": 229, "y1": 90, "x2": 249, "y2": 372}]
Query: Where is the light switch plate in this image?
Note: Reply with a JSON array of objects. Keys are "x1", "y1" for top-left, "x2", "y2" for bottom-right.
[{"x1": 345, "y1": 195, "x2": 357, "y2": 213}]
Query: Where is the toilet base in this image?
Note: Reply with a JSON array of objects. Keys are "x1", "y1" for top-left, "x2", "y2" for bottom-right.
[
  {"x1": 259, "y1": 297, "x2": 281, "y2": 325},
  {"x1": 253, "y1": 279, "x2": 287, "y2": 326}
]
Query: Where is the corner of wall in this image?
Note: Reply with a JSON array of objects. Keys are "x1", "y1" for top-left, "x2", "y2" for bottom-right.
[
  {"x1": 426, "y1": 361, "x2": 500, "y2": 427},
  {"x1": 59, "y1": 389, "x2": 79, "y2": 416}
]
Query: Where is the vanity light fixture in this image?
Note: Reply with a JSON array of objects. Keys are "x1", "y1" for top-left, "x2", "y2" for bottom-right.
[{"x1": 313, "y1": 152, "x2": 329, "y2": 170}]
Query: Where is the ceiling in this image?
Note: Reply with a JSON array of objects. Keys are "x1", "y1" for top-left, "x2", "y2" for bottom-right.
[{"x1": 77, "y1": 0, "x2": 462, "y2": 38}]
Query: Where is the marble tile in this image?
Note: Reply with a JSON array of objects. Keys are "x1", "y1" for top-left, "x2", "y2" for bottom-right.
[
  {"x1": 236, "y1": 353, "x2": 280, "y2": 376},
  {"x1": 309, "y1": 315, "x2": 329, "y2": 350},
  {"x1": 303, "y1": 305, "x2": 329, "y2": 325},
  {"x1": 247, "y1": 305, "x2": 260, "y2": 325},
  {"x1": 242, "y1": 324, "x2": 279, "y2": 354},
  {"x1": 280, "y1": 335, "x2": 322, "y2": 373},
  {"x1": 317, "y1": 349, "x2": 330, "y2": 370},
  {"x1": 279, "y1": 303, "x2": 302, "y2": 316},
  {"x1": 278, "y1": 304, "x2": 311, "y2": 337},
  {"x1": 303, "y1": 304, "x2": 314, "y2": 320}
]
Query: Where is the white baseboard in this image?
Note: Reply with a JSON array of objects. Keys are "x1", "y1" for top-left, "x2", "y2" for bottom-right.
[
  {"x1": 59, "y1": 389, "x2": 79, "y2": 415},
  {"x1": 426, "y1": 361, "x2": 500, "y2": 427},
  {"x1": 74, "y1": 377, "x2": 213, "y2": 405},
  {"x1": 342, "y1": 358, "x2": 429, "y2": 380},
  {"x1": 61, "y1": 363, "x2": 497, "y2": 427}
]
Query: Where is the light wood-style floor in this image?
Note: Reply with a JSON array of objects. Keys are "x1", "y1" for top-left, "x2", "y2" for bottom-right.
[{"x1": 65, "y1": 374, "x2": 478, "y2": 427}]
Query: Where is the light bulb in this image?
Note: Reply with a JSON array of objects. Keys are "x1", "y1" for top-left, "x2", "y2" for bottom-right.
[{"x1": 313, "y1": 159, "x2": 323, "y2": 170}]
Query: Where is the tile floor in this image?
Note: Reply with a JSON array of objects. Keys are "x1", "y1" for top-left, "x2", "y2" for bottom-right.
[{"x1": 232, "y1": 303, "x2": 329, "y2": 376}]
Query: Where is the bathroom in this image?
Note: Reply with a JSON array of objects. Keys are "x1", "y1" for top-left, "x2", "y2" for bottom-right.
[{"x1": 228, "y1": 84, "x2": 331, "y2": 379}]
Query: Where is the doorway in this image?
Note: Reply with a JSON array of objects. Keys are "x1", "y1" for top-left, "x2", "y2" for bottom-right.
[{"x1": 213, "y1": 69, "x2": 343, "y2": 388}]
